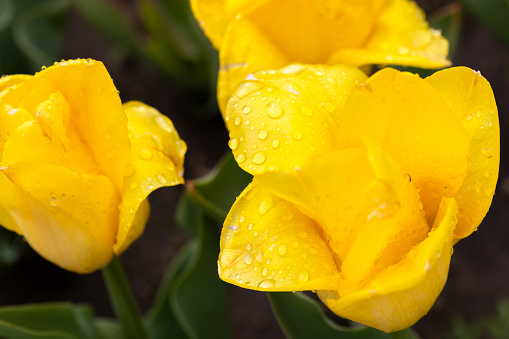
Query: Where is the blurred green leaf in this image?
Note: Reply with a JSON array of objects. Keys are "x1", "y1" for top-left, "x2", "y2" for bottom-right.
[
  {"x1": 458, "y1": 0, "x2": 509, "y2": 47},
  {"x1": 12, "y1": 0, "x2": 69, "y2": 72},
  {"x1": 390, "y1": 3, "x2": 462, "y2": 78},
  {"x1": 144, "y1": 243, "x2": 194, "y2": 339},
  {"x1": 0, "y1": 0, "x2": 15, "y2": 33},
  {"x1": 71, "y1": 0, "x2": 144, "y2": 56},
  {"x1": 170, "y1": 214, "x2": 230, "y2": 339},
  {"x1": 0, "y1": 303, "x2": 101, "y2": 339},
  {"x1": 93, "y1": 319, "x2": 122, "y2": 339},
  {"x1": 0, "y1": 227, "x2": 25, "y2": 270},
  {"x1": 186, "y1": 152, "x2": 252, "y2": 223},
  {"x1": 269, "y1": 292, "x2": 417, "y2": 339}
]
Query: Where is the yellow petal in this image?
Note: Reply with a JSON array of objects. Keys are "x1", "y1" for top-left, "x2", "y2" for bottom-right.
[
  {"x1": 328, "y1": 0, "x2": 450, "y2": 69},
  {"x1": 114, "y1": 101, "x2": 186, "y2": 254},
  {"x1": 0, "y1": 173, "x2": 23, "y2": 234},
  {"x1": 0, "y1": 162, "x2": 119, "y2": 273},
  {"x1": 226, "y1": 64, "x2": 366, "y2": 175},
  {"x1": 190, "y1": 0, "x2": 267, "y2": 49},
  {"x1": 0, "y1": 103, "x2": 34, "y2": 157},
  {"x1": 257, "y1": 141, "x2": 428, "y2": 293},
  {"x1": 218, "y1": 17, "x2": 288, "y2": 112},
  {"x1": 338, "y1": 68, "x2": 470, "y2": 223},
  {"x1": 0, "y1": 59, "x2": 130, "y2": 191},
  {"x1": 219, "y1": 179, "x2": 339, "y2": 291},
  {"x1": 318, "y1": 197, "x2": 457, "y2": 333},
  {"x1": 0, "y1": 75, "x2": 32, "y2": 94},
  {"x1": 425, "y1": 67, "x2": 499, "y2": 239}
]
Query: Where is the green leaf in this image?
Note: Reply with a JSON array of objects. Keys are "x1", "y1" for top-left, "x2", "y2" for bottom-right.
[
  {"x1": 0, "y1": 0, "x2": 15, "y2": 33},
  {"x1": 94, "y1": 319, "x2": 122, "y2": 339},
  {"x1": 170, "y1": 214, "x2": 230, "y2": 339},
  {"x1": 12, "y1": 0, "x2": 70, "y2": 72},
  {"x1": 458, "y1": 0, "x2": 509, "y2": 47},
  {"x1": 0, "y1": 303, "x2": 100, "y2": 339},
  {"x1": 70, "y1": 0, "x2": 144, "y2": 56},
  {"x1": 101, "y1": 258, "x2": 148, "y2": 339},
  {"x1": 186, "y1": 152, "x2": 252, "y2": 222},
  {"x1": 144, "y1": 243, "x2": 194, "y2": 339},
  {"x1": 268, "y1": 292, "x2": 417, "y2": 339},
  {"x1": 0, "y1": 227, "x2": 25, "y2": 270}
]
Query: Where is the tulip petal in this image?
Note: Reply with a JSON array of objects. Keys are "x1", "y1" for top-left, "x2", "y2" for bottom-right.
[
  {"x1": 226, "y1": 64, "x2": 366, "y2": 175},
  {"x1": 219, "y1": 179, "x2": 340, "y2": 291},
  {"x1": 0, "y1": 161, "x2": 119, "y2": 273},
  {"x1": 114, "y1": 101, "x2": 186, "y2": 254},
  {"x1": 258, "y1": 141, "x2": 429, "y2": 293},
  {"x1": 318, "y1": 197, "x2": 457, "y2": 333},
  {"x1": 328, "y1": 0, "x2": 450, "y2": 69},
  {"x1": 218, "y1": 17, "x2": 288, "y2": 112},
  {"x1": 425, "y1": 67, "x2": 499, "y2": 239},
  {"x1": 190, "y1": 0, "x2": 267, "y2": 49},
  {"x1": 0, "y1": 174, "x2": 23, "y2": 234},
  {"x1": 338, "y1": 68, "x2": 470, "y2": 223},
  {"x1": 0, "y1": 75, "x2": 32, "y2": 94},
  {"x1": 0, "y1": 59, "x2": 130, "y2": 191},
  {"x1": 0, "y1": 103, "x2": 34, "y2": 158}
]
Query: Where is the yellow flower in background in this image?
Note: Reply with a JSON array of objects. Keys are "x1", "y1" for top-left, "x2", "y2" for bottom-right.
[
  {"x1": 0, "y1": 59, "x2": 186, "y2": 274},
  {"x1": 218, "y1": 64, "x2": 499, "y2": 332},
  {"x1": 190, "y1": 0, "x2": 451, "y2": 112}
]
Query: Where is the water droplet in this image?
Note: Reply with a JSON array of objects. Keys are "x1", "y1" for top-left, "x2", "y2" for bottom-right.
[
  {"x1": 300, "y1": 106, "x2": 313, "y2": 116},
  {"x1": 139, "y1": 148, "x2": 152, "y2": 159},
  {"x1": 258, "y1": 279, "x2": 275, "y2": 288},
  {"x1": 234, "y1": 117, "x2": 242, "y2": 125},
  {"x1": 157, "y1": 174, "x2": 167, "y2": 184},
  {"x1": 298, "y1": 271, "x2": 309, "y2": 282},
  {"x1": 246, "y1": 244, "x2": 253, "y2": 251},
  {"x1": 239, "y1": 216, "x2": 245, "y2": 223},
  {"x1": 229, "y1": 138, "x2": 239, "y2": 150},
  {"x1": 130, "y1": 182, "x2": 139, "y2": 190},
  {"x1": 293, "y1": 131, "x2": 303, "y2": 140},
  {"x1": 235, "y1": 82, "x2": 263, "y2": 98},
  {"x1": 321, "y1": 101, "x2": 335, "y2": 113},
  {"x1": 244, "y1": 254, "x2": 254, "y2": 265},
  {"x1": 253, "y1": 231, "x2": 259, "y2": 237},
  {"x1": 236, "y1": 154, "x2": 246, "y2": 163},
  {"x1": 258, "y1": 196, "x2": 273, "y2": 215},
  {"x1": 242, "y1": 105, "x2": 252, "y2": 114},
  {"x1": 253, "y1": 152, "x2": 266, "y2": 165},
  {"x1": 282, "y1": 64, "x2": 306, "y2": 75},
  {"x1": 50, "y1": 197, "x2": 57, "y2": 206},
  {"x1": 256, "y1": 252, "x2": 263, "y2": 262},
  {"x1": 297, "y1": 231, "x2": 308, "y2": 238},
  {"x1": 271, "y1": 140, "x2": 280, "y2": 148},
  {"x1": 327, "y1": 78, "x2": 336, "y2": 86},
  {"x1": 248, "y1": 223, "x2": 254, "y2": 231},
  {"x1": 267, "y1": 102, "x2": 284, "y2": 118},
  {"x1": 261, "y1": 267, "x2": 269, "y2": 276},
  {"x1": 258, "y1": 129, "x2": 268, "y2": 140},
  {"x1": 278, "y1": 245, "x2": 287, "y2": 256}
]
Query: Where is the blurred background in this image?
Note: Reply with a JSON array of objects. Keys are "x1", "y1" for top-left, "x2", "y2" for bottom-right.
[{"x1": 0, "y1": 0, "x2": 508, "y2": 338}]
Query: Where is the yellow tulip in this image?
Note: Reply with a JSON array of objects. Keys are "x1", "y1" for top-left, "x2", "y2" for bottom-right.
[
  {"x1": 190, "y1": 0, "x2": 451, "y2": 112},
  {"x1": 218, "y1": 64, "x2": 498, "y2": 332},
  {"x1": 0, "y1": 59, "x2": 186, "y2": 274}
]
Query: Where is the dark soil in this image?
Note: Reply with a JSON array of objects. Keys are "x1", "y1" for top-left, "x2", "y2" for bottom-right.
[{"x1": 1, "y1": 1, "x2": 509, "y2": 339}]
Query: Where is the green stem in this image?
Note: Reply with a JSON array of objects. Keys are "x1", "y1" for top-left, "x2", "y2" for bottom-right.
[{"x1": 102, "y1": 257, "x2": 149, "y2": 339}]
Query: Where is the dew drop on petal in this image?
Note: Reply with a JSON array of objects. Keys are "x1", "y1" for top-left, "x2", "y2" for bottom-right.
[
  {"x1": 261, "y1": 267, "x2": 269, "y2": 276},
  {"x1": 278, "y1": 244, "x2": 287, "y2": 256},
  {"x1": 256, "y1": 252, "x2": 263, "y2": 262},
  {"x1": 267, "y1": 102, "x2": 284, "y2": 118},
  {"x1": 244, "y1": 254, "x2": 254, "y2": 265},
  {"x1": 272, "y1": 139, "x2": 280, "y2": 148},
  {"x1": 242, "y1": 105, "x2": 252, "y2": 114},
  {"x1": 300, "y1": 106, "x2": 313, "y2": 116},
  {"x1": 139, "y1": 148, "x2": 153, "y2": 159},
  {"x1": 258, "y1": 129, "x2": 268, "y2": 140},
  {"x1": 253, "y1": 152, "x2": 266, "y2": 165},
  {"x1": 258, "y1": 279, "x2": 275, "y2": 288},
  {"x1": 234, "y1": 117, "x2": 242, "y2": 125},
  {"x1": 236, "y1": 154, "x2": 246, "y2": 163},
  {"x1": 157, "y1": 174, "x2": 167, "y2": 184},
  {"x1": 258, "y1": 196, "x2": 273, "y2": 215},
  {"x1": 229, "y1": 138, "x2": 239, "y2": 150}
]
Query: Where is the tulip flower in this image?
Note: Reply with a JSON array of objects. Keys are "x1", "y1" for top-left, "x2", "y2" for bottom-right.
[
  {"x1": 218, "y1": 64, "x2": 499, "y2": 332},
  {"x1": 190, "y1": 0, "x2": 451, "y2": 112},
  {"x1": 0, "y1": 59, "x2": 186, "y2": 273}
]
